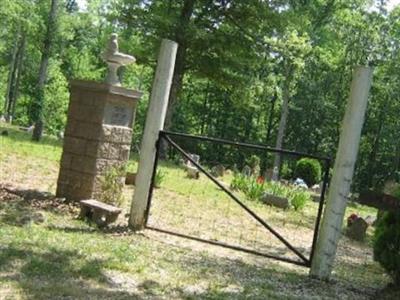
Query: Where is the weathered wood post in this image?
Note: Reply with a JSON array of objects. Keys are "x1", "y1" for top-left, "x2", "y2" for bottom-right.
[
  {"x1": 310, "y1": 66, "x2": 373, "y2": 280},
  {"x1": 129, "y1": 39, "x2": 178, "y2": 230}
]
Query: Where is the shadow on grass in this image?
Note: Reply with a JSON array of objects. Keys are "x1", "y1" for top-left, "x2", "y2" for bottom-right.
[
  {"x1": 46, "y1": 224, "x2": 136, "y2": 236},
  {"x1": 0, "y1": 237, "x2": 263, "y2": 299},
  {"x1": 4, "y1": 187, "x2": 54, "y2": 201},
  {"x1": 0, "y1": 243, "x2": 146, "y2": 299},
  {"x1": 171, "y1": 248, "x2": 384, "y2": 299}
]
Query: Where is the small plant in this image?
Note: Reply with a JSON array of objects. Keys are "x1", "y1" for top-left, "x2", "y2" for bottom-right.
[
  {"x1": 264, "y1": 181, "x2": 310, "y2": 210},
  {"x1": 154, "y1": 169, "x2": 166, "y2": 188},
  {"x1": 230, "y1": 172, "x2": 310, "y2": 209},
  {"x1": 99, "y1": 164, "x2": 126, "y2": 206},
  {"x1": 230, "y1": 172, "x2": 249, "y2": 193},
  {"x1": 294, "y1": 158, "x2": 321, "y2": 187},
  {"x1": 373, "y1": 211, "x2": 400, "y2": 285},
  {"x1": 290, "y1": 189, "x2": 310, "y2": 210},
  {"x1": 245, "y1": 178, "x2": 265, "y2": 201},
  {"x1": 266, "y1": 181, "x2": 287, "y2": 198}
]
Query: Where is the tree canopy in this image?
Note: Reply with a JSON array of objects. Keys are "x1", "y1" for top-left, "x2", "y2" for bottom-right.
[{"x1": 0, "y1": 0, "x2": 399, "y2": 191}]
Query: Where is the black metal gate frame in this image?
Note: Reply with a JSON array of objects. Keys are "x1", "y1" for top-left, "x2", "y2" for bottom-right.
[{"x1": 144, "y1": 130, "x2": 331, "y2": 268}]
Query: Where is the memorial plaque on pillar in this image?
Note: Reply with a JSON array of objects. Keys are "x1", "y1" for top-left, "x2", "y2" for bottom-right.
[{"x1": 104, "y1": 102, "x2": 133, "y2": 127}]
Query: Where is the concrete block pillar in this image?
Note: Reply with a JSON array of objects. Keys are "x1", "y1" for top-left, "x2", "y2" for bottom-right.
[{"x1": 56, "y1": 80, "x2": 141, "y2": 201}]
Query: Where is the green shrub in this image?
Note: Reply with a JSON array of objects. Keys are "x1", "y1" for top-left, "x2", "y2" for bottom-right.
[
  {"x1": 230, "y1": 173, "x2": 249, "y2": 193},
  {"x1": 373, "y1": 211, "x2": 400, "y2": 285},
  {"x1": 290, "y1": 189, "x2": 310, "y2": 210},
  {"x1": 99, "y1": 164, "x2": 126, "y2": 206},
  {"x1": 230, "y1": 173, "x2": 310, "y2": 209},
  {"x1": 265, "y1": 181, "x2": 287, "y2": 198},
  {"x1": 280, "y1": 163, "x2": 293, "y2": 180},
  {"x1": 264, "y1": 181, "x2": 310, "y2": 210},
  {"x1": 245, "y1": 178, "x2": 265, "y2": 201},
  {"x1": 294, "y1": 158, "x2": 321, "y2": 187}
]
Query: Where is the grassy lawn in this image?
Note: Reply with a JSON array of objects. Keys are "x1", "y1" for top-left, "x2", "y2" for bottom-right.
[{"x1": 0, "y1": 123, "x2": 393, "y2": 299}]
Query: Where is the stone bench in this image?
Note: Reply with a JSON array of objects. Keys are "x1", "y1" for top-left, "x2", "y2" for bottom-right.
[{"x1": 79, "y1": 199, "x2": 122, "y2": 227}]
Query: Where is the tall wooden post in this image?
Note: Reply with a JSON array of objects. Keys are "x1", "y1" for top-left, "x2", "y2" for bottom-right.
[
  {"x1": 129, "y1": 39, "x2": 178, "y2": 230},
  {"x1": 310, "y1": 66, "x2": 373, "y2": 280}
]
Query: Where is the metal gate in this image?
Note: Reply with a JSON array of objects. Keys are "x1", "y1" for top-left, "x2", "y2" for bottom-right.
[{"x1": 144, "y1": 131, "x2": 331, "y2": 267}]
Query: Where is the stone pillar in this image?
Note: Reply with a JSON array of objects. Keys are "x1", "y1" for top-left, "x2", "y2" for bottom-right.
[{"x1": 56, "y1": 80, "x2": 141, "y2": 201}]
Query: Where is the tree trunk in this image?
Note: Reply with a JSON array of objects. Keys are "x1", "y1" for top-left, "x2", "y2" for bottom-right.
[
  {"x1": 365, "y1": 99, "x2": 388, "y2": 188},
  {"x1": 9, "y1": 34, "x2": 26, "y2": 123},
  {"x1": 260, "y1": 91, "x2": 277, "y2": 174},
  {"x1": 32, "y1": 0, "x2": 58, "y2": 141},
  {"x1": 266, "y1": 91, "x2": 278, "y2": 143},
  {"x1": 272, "y1": 68, "x2": 292, "y2": 180},
  {"x1": 394, "y1": 141, "x2": 400, "y2": 175},
  {"x1": 200, "y1": 81, "x2": 210, "y2": 135},
  {"x1": 4, "y1": 32, "x2": 20, "y2": 122}
]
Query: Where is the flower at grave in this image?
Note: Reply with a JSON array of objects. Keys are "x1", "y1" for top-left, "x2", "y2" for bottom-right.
[
  {"x1": 256, "y1": 176, "x2": 265, "y2": 184},
  {"x1": 347, "y1": 213, "x2": 359, "y2": 227}
]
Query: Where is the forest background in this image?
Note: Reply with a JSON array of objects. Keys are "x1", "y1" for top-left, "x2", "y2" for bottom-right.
[{"x1": 1, "y1": 0, "x2": 399, "y2": 192}]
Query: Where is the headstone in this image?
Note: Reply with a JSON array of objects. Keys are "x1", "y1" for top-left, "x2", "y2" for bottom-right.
[
  {"x1": 346, "y1": 217, "x2": 368, "y2": 241},
  {"x1": 264, "y1": 168, "x2": 273, "y2": 180},
  {"x1": 311, "y1": 193, "x2": 321, "y2": 202},
  {"x1": 365, "y1": 215, "x2": 377, "y2": 226},
  {"x1": 184, "y1": 154, "x2": 200, "y2": 179},
  {"x1": 211, "y1": 164, "x2": 225, "y2": 177},
  {"x1": 271, "y1": 166, "x2": 279, "y2": 181},
  {"x1": 186, "y1": 154, "x2": 200, "y2": 166},
  {"x1": 311, "y1": 183, "x2": 321, "y2": 194},
  {"x1": 261, "y1": 193, "x2": 289, "y2": 209},
  {"x1": 186, "y1": 165, "x2": 200, "y2": 179},
  {"x1": 280, "y1": 179, "x2": 289, "y2": 186},
  {"x1": 242, "y1": 165, "x2": 251, "y2": 177}
]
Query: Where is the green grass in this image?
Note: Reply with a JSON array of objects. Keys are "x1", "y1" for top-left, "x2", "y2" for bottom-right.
[
  {"x1": 0, "y1": 123, "x2": 61, "y2": 161},
  {"x1": 0, "y1": 123, "x2": 393, "y2": 299}
]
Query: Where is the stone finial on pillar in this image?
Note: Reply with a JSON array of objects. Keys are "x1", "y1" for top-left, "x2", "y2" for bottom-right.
[{"x1": 102, "y1": 33, "x2": 136, "y2": 86}]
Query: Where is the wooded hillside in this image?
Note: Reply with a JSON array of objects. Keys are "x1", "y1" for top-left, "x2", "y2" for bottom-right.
[{"x1": 0, "y1": 0, "x2": 399, "y2": 191}]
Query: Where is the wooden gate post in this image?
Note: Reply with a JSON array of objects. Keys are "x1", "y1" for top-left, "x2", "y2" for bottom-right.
[
  {"x1": 129, "y1": 39, "x2": 178, "y2": 230},
  {"x1": 310, "y1": 66, "x2": 373, "y2": 280}
]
